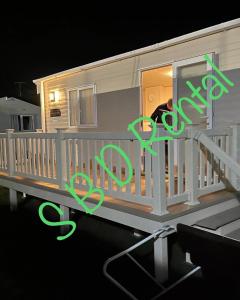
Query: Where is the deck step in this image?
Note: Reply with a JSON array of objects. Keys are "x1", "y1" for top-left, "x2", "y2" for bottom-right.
[{"x1": 194, "y1": 206, "x2": 240, "y2": 230}]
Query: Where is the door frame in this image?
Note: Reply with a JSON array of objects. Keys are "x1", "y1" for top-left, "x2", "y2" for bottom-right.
[
  {"x1": 173, "y1": 53, "x2": 215, "y2": 129},
  {"x1": 138, "y1": 61, "x2": 174, "y2": 131}
]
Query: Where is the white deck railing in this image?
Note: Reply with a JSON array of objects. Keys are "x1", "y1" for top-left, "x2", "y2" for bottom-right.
[{"x1": 0, "y1": 125, "x2": 238, "y2": 215}]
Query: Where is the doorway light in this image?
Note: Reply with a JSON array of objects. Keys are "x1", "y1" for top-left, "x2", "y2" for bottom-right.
[{"x1": 166, "y1": 70, "x2": 173, "y2": 77}]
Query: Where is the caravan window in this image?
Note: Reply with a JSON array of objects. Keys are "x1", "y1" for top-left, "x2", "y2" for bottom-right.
[
  {"x1": 11, "y1": 115, "x2": 34, "y2": 131},
  {"x1": 68, "y1": 85, "x2": 96, "y2": 127},
  {"x1": 22, "y1": 115, "x2": 34, "y2": 131}
]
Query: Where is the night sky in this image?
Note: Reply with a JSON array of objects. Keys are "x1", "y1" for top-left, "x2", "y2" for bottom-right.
[{"x1": 1, "y1": 12, "x2": 239, "y2": 106}]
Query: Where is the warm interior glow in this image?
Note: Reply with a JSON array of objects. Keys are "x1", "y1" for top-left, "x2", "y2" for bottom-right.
[
  {"x1": 141, "y1": 65, "x2": 173, "y2": 131},
  {"x1": 167, "y1": 70, "x2": 173, "y2": 77}
]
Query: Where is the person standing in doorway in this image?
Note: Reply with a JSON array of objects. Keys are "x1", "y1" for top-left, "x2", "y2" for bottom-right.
[{"x1": 150, "y1": 98, "x2": 173, "y2": 124}]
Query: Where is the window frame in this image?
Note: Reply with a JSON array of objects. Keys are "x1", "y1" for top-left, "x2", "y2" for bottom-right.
[
  {"x1": 67, "y1": 84, "x2": 97, "y2": 128},
  {"x1": 20, "y1": 115, "x2": 34, "y2": 131}
]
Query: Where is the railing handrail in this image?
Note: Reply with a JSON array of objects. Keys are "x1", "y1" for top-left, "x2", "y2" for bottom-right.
[
  {"x1": 0, "y1": 126, "x2": 232, "y2": 140},
  {"x1": 194, "y1": 130, "x2": 240, "y2": 179},
  {"x1": 0, "y1": 129, "x2": 186, "y2": 140}
]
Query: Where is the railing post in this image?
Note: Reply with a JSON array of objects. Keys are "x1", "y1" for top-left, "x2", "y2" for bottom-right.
[
  {"x1": 151, "y1": 127, "x2": 168, "y2": 215},
  {"x1": 6, "y1": 129, "x2": 15, "y2": 177},
  {"x1": 55, "y1": 128, "x2": 67, "y2": 190},
  {"x1": 185, "y1": 127, "x2": 200, "y2": 205},
  {"x1": 231, "y1": 124, "x2": 240, "y2": 190}
]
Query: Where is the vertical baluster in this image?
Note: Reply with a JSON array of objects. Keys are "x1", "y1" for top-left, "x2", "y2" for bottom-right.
[
  {"x1": 134, "y1": 140, "x2": 141, "y2": 197},
  {"x1": 213, "y1": 136, "x2": 219, "y2": 184},
  {"x1": 49, "y1": 138, "x2": 53, "y2": 178},
  {"x1": 0, "y1": 139, "x2": 2, "y2": 169},
  {"x1": 199, "y1": 143, "x2": 205, "y2": 188},
  {"x1": 86, "y1": 140, "x2": 90, "y2": 178},
  {"x1": 0, "y1": 139, "x2": 3, "y2": 169},
  {"x1": 185, "y1": 129, "x2": 199, "y2": 205},
  {"x1": 220, "y1": 136, "x2": 226, "y2": 179},
  {"x1": 23, "y1": 138, "x2": 27, "y2": 174},
  {"x1": 45, "y1": 138, "x2": 49, "y2": 178},
  {"x1": 19, "y1": 139, "x2": 23, "y2": 173},
  {"x1": 168, "y1": 139, "x2": 174, "y2": 196},
  {"x1": 100, "y1": 140, "x2": 105, "y2": 189},
  {"x1": 206, "y1": 140, "x2": 212, "y2": 186},
  {"x1": 26, "y1": 138, "x2": 29, "y2": 174},
  {"x1": 52, "y1": 139, "x2": 56, "y2": 179},
  {"x1": 226, "y1": 135, "x2": 231, "y2": 179},
  {"x1": 72, "y1": 139, "x2": 76, "y2": 177},
  {"x1": 40, "y1": 138, "x2": 44, "y2": 177},
  {"x1": 145, "y1": 144, "x2": 152, "y2": 198},
  {"x1": 16, "y1": 138, "x2": 20, "y2": 174},
  {"x1": 116, "y1": 141, "x2": 122, "y2": 192},
  {"x1": 66, "y1": 139, "x2": 70, "y2": 182},
  {"x1": 177, "y1": 139, "x2": 184, "y2": 194},
  {"x1": 28, "y1": 138, "x2": 32, "y2": 175},
  {"x1": 3, "y1": 138, "x2": 6, "y2": 170},
  {"x1": 32, "y1": 138, "x2": 36, "y2": 176},
  {"x1": 106, "y1": 141, "x2": 113, "y2": 192},
  {"x1": 93, "y1": 140, "x2": 98, "y2": 186},
  {"x1": 36, "y1": 138, "x2": 39, "y2": 176},
  {"x1": 77, "y1": 140, "x2": 83, "y2": 187},
  {"x1": 125, "y1": 140, "x2": 131, "y2": 194}
]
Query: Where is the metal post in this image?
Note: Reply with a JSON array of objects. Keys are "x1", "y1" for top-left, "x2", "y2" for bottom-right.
[
  {"x1": 60, "y1": 204, "x2": 70, "y2": 235},
  {"x1": 154, "y1": 236, "x2": 169, "y2": 283},
  {"x1": 9, "y1": 189, "x2": 18, "y2": 211}
]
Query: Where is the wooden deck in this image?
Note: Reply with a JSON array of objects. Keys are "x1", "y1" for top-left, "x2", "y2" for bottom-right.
[{"x1": 1, "y1": 170, "x2": 238, "y2": 229}]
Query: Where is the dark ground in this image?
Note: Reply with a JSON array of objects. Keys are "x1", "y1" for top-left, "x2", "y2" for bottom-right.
[{"x1": 0, "y1": 187, "x2": 238, "y2": 300}]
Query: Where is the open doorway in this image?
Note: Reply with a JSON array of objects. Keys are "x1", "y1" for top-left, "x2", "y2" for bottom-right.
[{"x1": 141, "y1": 65, "x2": 173, "y2": 131}]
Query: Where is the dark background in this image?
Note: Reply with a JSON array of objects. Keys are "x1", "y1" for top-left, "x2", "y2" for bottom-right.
[{"x1": 0, "y1": 9, "x2": 239, "y2": 106}]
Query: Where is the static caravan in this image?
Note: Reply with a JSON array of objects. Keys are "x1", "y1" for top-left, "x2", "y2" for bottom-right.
[
  {"x1": 34, "y1": 19, "x2": 240, "y2": 133},
  {"x1": 2, "y1": 19, "x2": 240, "y2": 292},
  {"x1": 0, "y1": 97, "x2": 41, "y2": 132}
]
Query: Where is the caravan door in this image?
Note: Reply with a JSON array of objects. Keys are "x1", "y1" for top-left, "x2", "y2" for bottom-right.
[{"x1": 173, "y1": 54, "x2": 215, "y2": 129}]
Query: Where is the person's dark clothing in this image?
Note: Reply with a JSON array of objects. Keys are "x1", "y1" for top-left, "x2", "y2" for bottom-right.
[
  {"x1": 151, "y1": 103, "x2": 171, "y2": 124},
  {"x1": 151, "y1": 103, "x2": 172, "y2": 172}
]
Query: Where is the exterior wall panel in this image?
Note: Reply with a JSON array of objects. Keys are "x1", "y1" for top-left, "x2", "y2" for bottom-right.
[{"x1": 41, "y1": 26, "x2": 240, "y2": 132}]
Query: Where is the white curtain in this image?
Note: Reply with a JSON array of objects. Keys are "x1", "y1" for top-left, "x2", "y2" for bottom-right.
[{"x1": 10, "y1": 115, "x2": 20, "y2": 131}]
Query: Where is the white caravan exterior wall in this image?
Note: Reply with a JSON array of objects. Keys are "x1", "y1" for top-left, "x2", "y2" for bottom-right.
[{"x1": 35, "y1": 22, "x2": 240, "y2": 132}]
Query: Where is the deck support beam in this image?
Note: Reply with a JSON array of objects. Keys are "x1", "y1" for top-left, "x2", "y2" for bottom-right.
[
  {"x1": 9, "y1": 189, "x2": 18, "y2": 211},
  {"x1": 154, "y1": 236, "x2": 168, "y2": 283},
  {"x1": 60, "y1": 205, "x2": 70, "y2": 235}
]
